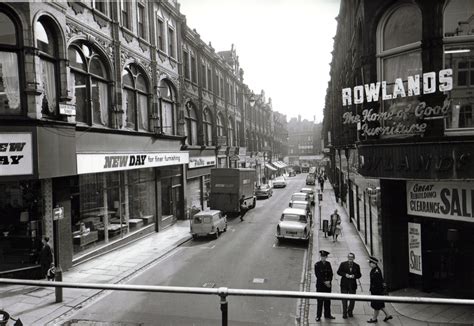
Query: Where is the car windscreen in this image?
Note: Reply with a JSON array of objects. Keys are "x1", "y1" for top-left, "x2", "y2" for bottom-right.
[{"x1": 281, "y1": 214, "x2": 306, "y2": 222}]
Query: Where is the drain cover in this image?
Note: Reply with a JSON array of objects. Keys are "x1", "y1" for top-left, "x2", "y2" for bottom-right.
[{"x1": 202, "y1": 282, "x2": 216, "y2": 288}]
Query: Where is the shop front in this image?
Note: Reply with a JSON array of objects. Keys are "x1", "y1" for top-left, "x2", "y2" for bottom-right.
[
  {"x1": 186, "y1": 150, "x2": 216, "y2": 215},
  {"x1": 70, "y1": 151, "x2": 188, "y2": 262},
  {"x1": 359, "y1": 141, "x2": 474, "y2": 298}
]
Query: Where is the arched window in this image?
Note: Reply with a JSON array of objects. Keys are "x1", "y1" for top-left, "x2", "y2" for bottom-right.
[
  {"x1": 203, "y1": 108, "x2": 213, "y2": 146},
  {"x1": 444, "y1": 0, "x2": 474, "y2": 130},
  {"x1": 185, "y1": 102, "x2": 198, "y2": 145},
  {"x1": 228, "y1": 116, "x2": 234, "y2": 147},
  {"x1": 69, "y1": 43, "x2": 110, "y2": 126},
  {"x1": 159, "y1": 79, "x2": 176, "y2": 134},
  {"x1": 35, "y1": 17, "x2": 58, "y2": 115},
  {"x1": 122, "y1": 64, "x2": 149, "y2": 131},
  {"x1": 0, "y1": 10, "x2": 20, "y2": 114},
  {"x1": 216, "y1": 112, "x2": 225, "y2": 140},
  {"x1": 377, "y1": 3, "x2": 422, "y2": 132}
]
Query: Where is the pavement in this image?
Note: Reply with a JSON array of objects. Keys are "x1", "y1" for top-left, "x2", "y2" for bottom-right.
[
  {"x1": 306, "y1": 180, "x2": 474, "y2": 325},
  {"x1": 0, "y1": 221, "x2": 193, "y2": 325}
]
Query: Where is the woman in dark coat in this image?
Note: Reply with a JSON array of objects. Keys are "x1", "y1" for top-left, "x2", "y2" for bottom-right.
[
  {"x1": 367, "y1": 256, "x2": 393, "y2": 323},
  {"x1": 39, "y1": 236, "x2": 53, "y2": 279}
]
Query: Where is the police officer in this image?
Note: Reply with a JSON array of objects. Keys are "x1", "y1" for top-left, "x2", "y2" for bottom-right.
[{"x1": 314, "y1": 250, "x2": 335, "y2": 321}]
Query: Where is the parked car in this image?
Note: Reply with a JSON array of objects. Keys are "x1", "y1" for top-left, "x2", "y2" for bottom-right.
[
  {"x1": 289, "y1": 192, "x2": 310, "y2": 207},
  {"x1": 290, "y1": 200, "x2": 313, "y2": 224},
  {"x1": 306, "y1": 175, "x2": 316, "y2": 185},
  {"x1": 273, "y1": 176, "x2": 287, "y2": 188},
  {"x1": 191, "y1": 210, "x2": 227, "y2": 239},
  {"x1": 300, "y1": 187, "x2": 315, "y2": 205},
  {"x1": 255, "y1": 184, "x2": 273, "y2": 199},
  {"x1": 276, "y1": 208, "x2": 311, "y2": 243}
]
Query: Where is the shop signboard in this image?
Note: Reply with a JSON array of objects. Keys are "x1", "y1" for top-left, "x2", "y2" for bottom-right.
[
  {"x1": 188, "y1": 156, "x2": 216, "y2": 169},
  {"x1": 406, "y1": 181, "x2": 474, "y2": 223},
  {"x1": 0, "y1": 132, "x2": 33, "y2": 176},
  {"x1": 53, "y1": 206, "x2": 64, "y2": 221},
  {"x1": 408, "y1": 222, "x2": 422, "y2": 275},
  {"x1": 77, "y1": 152, "x2": 189, "y2": 174}
]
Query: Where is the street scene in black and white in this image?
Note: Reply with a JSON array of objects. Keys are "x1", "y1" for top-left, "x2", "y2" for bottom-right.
[{"x1": 0, "y1": 0, "x2": 474, "y2": 325}]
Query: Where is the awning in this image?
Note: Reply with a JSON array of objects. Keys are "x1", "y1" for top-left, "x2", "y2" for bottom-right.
[
  {"x1": 265, "y1": 163, "x2": 277, "y2": 171},
  {"x1": 277, "y1": 161, "x2": 288, "y2": 168}
]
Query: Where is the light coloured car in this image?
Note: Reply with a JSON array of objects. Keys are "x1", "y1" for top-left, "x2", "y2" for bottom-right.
[
  {"x1": 290, "y1": 200, "x2": 313, "y2": 223},
  {"x1": 300, "y1": 187, "x2": 315, "y2": 205},
  {"x1": 191, "y1": 210, "x2": 227, "y2": 239},
  {"x1": 289, "y1": 192, "x2": 309, "y2": 207},
  {"x1": 276, "y1": 208, "x2": 311, "y2": 243},
  {"x1": 255, "y1": 184, "x2": 273, "y2": 199},
  {"x1": 273, "y1": 176, "x2": 287, "y2": 188}
]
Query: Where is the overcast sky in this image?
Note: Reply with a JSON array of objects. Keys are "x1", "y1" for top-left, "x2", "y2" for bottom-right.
[{"x1": 178, "y1": 0, "x2": 341, "y2": 123}]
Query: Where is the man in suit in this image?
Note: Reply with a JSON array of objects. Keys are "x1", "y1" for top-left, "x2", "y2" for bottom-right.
[
  {"x1": 314, "y1": 250, "x2": 335, "y2": 321},
  {"x1": 337, "y1": 252, "x2": 362, "y2": 318}
]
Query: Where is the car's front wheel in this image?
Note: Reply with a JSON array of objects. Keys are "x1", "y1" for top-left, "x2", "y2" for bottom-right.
[{"x1": 214, "y1": 229, "x2": 220, "y2": 239}]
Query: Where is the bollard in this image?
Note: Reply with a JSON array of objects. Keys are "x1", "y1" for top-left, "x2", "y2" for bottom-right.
[
  {"x1": 218, "y1": 287, "x2": 228, "y2": 326},
  {"x1": 55, "y1": 267, "x2": 63, "y2": 303}
]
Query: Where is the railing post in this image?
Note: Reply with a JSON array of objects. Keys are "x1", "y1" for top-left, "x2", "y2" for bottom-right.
[{"x1": 218, "y1": 287, "x2": 228, "y2": 326}]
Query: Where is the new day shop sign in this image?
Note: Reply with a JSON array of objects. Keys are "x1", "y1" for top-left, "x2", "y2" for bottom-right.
[
  {"x1": 407, "y1": 181, "x2": 474, "y2": 223},
  {"x1": 0, "y1": 133, "x2": 33, "y2": 176},
  {"x1": 77, "y1": 152, "x2": 189, "y2": 174}
]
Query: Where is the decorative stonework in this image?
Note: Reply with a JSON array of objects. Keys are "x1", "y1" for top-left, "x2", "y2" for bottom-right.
[
  {"x1": 68, "y1": 1, "x2": 84, "y2": 15},
  {"x1": 42, "y1": 179, "x2": 54, "y2": 249}
]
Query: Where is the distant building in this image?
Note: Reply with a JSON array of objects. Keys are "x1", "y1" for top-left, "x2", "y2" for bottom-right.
[{"x1": 287, "y1": 116, "x2": 322, "y2": 168}]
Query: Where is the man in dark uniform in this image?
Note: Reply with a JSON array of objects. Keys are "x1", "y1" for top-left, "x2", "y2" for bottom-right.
[
  {"x1": 337, "y1": 252, "x2": 362, "y2": 318},
  {"x1": 314, "y1": 250, "x2": 335, "y2": 321}
]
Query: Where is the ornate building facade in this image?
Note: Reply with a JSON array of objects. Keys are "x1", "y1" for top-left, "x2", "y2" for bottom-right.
[{"x1": 0, "y1": 0, "x2": 287, "y2": 277}]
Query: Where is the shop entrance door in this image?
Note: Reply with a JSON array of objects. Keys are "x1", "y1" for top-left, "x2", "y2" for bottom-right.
[{"x1": 171, "y1": 185, "x2": 182, "y2": 219}]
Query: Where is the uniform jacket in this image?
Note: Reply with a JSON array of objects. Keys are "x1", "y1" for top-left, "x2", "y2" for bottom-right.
[
  {"x1": 314, "y1": 260, "x2": 333, "y2": 289},
  {"x1": 337, "y1": 261, "x2": 361, "y2": 291},
  {"x1": 369, "y1": 266, "x2": 385, "y2": 295}
]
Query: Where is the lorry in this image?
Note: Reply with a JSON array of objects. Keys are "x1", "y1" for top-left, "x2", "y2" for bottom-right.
[{"x1": 209, "y1": 168, "x2": 257, "y2": 215}]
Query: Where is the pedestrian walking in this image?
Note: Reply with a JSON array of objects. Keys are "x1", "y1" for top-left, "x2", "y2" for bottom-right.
[
  {"x1": 239, "y1": 195, "x2": 246, "y2": 221},
  {"x1": 39, "y1": 236, "x2": 53, "y2": 280},
  {"x1": 337, "y1": 252, "x2": 361, "y2": 318},
  {"x1": 329, "y1": 209, "x2": 342, "y2": 242},
  {"x1": 318, "y1": 175, "x2": 325, "y2": 191},
  {"x1": 367, "y1": 256, "x2": 393, "y2": 323},
  {"x1": 314, "y1": 250, "x2": 335, "y2": 321}
]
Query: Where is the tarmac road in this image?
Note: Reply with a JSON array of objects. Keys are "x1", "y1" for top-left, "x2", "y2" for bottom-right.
[{"x1": 64, "y1": 173, "x2": 312, "y2": 326}]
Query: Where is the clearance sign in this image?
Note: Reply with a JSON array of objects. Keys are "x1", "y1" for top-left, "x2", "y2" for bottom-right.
[{"x1": 407, "y1": 181, "x2": 474, "y2": 223}]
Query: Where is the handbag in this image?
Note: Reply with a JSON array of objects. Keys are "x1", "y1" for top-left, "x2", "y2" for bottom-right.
[{"x1": 327, "y1": 230, "x2": 333, "y2": 236}]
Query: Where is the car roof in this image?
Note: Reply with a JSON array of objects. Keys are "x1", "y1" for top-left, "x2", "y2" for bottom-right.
[
  {"x1": 282, "y1": 208, "x2": 307, "y2": 215},
  {"x1": 292, "y1": 200, "x2": 309, "y2": 205},
  {"x1": 194, "y1": 210, "x2": 221, "y2": 217},
  {"x1": 301, "y1": 187, "x2": 313, "y2": 191}
]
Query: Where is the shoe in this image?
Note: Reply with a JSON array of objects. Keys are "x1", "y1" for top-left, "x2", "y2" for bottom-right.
[
  {"x1": 315, "y1": 317, "x2": 321, "y2": 322},
  {"x1": 348, "y1": 312, "x2": 353, "y2": 317},
  {"x1": 342, "y1": 315, "x2": 348, "y2": 319},
  {"x1": 325, "y1": 315, "x2": 336, "y2": 319},
  {"x1": 383, "y1": 315, "x2": 393, "y2": 322},
  {"x1": 367, "y1": 319, "x2": 378, "y2": 323}
]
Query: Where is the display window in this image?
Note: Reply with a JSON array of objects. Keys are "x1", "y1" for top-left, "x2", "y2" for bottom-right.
[
  {"x1": 71, "y1": 169, "x2": 156, "y2": 256},
  {"x1": 0, "y1": 181, "x2": 43, "y2": 273}
]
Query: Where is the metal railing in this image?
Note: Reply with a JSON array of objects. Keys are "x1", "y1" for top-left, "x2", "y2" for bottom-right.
[{"x1": 1, "y1": 278, "x2": 474, "y2": 326}]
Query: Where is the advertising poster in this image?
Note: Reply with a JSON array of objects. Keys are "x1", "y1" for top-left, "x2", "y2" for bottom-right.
[{"x1": 408, "y1": 222, "x2": 422, "y2": 275}]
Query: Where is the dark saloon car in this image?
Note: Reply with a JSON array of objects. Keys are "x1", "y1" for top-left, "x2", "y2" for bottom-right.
[{"x1": 255, "y1": 184, "x2": 273, "y2": 199}]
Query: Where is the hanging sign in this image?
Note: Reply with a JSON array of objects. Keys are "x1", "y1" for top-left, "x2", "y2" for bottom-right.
[
  {"x1": 408, "y1": 222, "x2": 422, "y2": 275},
  {"x1": 53, "y1": 207, "x2": 64, "y2": 221},
  {"x1": 0, "y1": 133, "x2": 33, "y2": 176}
]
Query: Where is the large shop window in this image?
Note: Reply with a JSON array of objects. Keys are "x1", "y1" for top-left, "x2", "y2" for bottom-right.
[
  {"x1": 35, "y1": 18, "x2": 58, "y2": 115},
  {"x1": 68, "y1": 43, "x2": 110, "y2": 126},
  {"x1": 377, "y1": 3, "x2": 422, "y2": 135},
  {"x1": 444, "y1": 0, "x2": 474, "y2": 131},
  {"x1": 0, "y1": 181, "x2": 43, "y2": 273},
  {"x1": 185, "y1": 102, "x2": 198, "y2": 145},
  {"x1": 71, "y1": 170, "x2": 155, "y2": 256},
  {"x1": 203, "y1": 108, "x2": 213, "y2": 146},
  {"x1": 0, "y1": 11, "x2": 20, "y2": 115},
  {"x1": 122, "y1": 64, "x2": 150, "y2": 131},
  {"x1": 160, "y1": 165, "x2": 183, "y2": 228},
  {"x1": 159, "y1": 80, "x2": 176, "y2": 135}
]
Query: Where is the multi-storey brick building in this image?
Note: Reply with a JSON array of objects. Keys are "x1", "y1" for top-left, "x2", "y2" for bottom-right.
[
  {"x1": 0, "y1": 0, "x2": 287, "y2": 277},
  {"x1": 287, "y1": 116, "x2": 322, "y2": 170}
]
